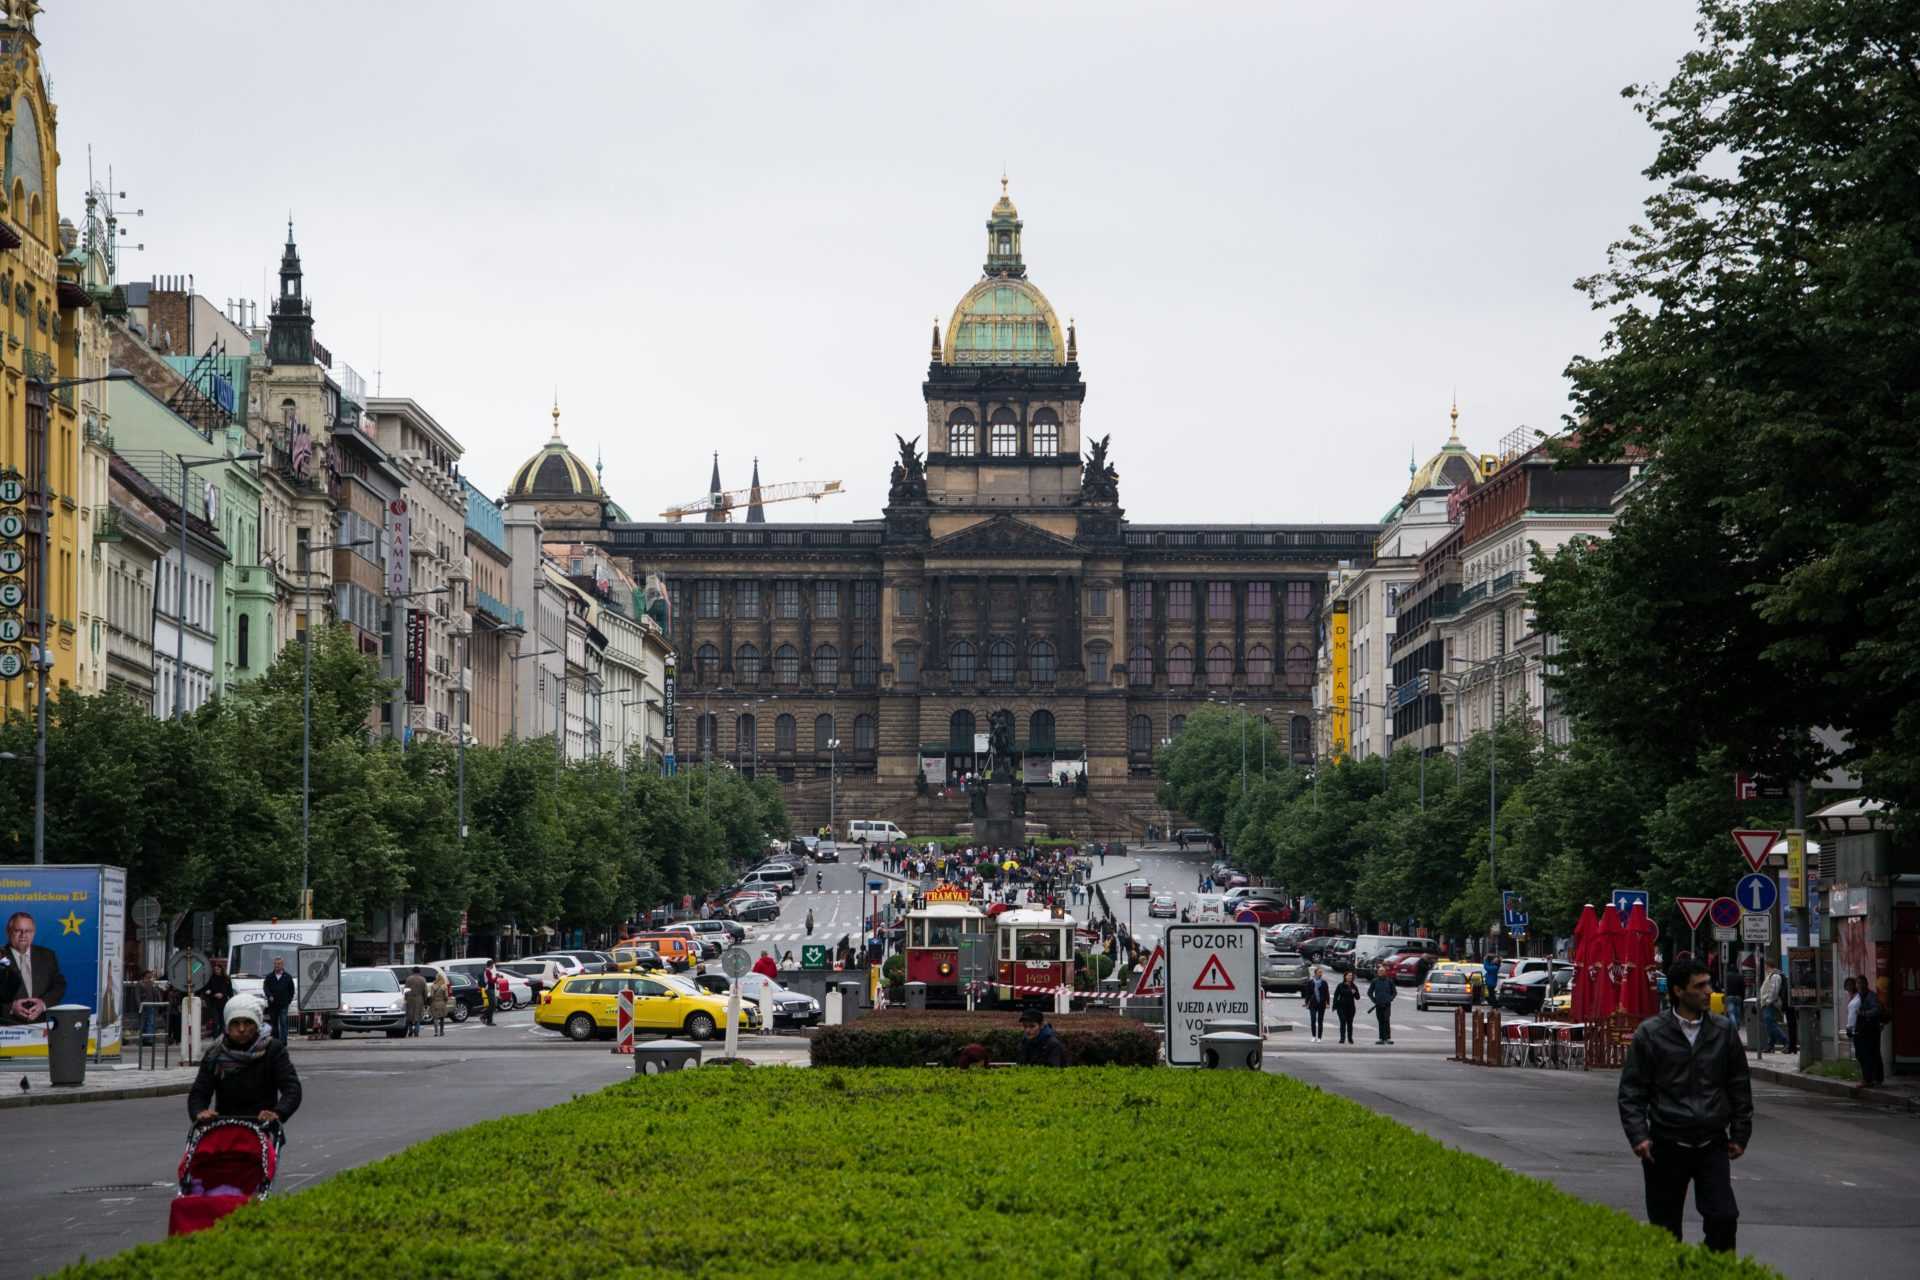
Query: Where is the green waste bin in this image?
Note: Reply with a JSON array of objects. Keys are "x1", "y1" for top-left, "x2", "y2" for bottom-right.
[{"x1": 46, "y1": 1004, "x2": 92, "y2": 1087}]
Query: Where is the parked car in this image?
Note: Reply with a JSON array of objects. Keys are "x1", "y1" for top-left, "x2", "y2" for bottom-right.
[
  {"x1": 329, "y1": 968, "x2": 409, "y2": 1039},
  {"x1": 535, "y1": 973, "x2": 755, "y2": 1042},
  {"x1": 737, "y1": 876, "x2": 793, "y2": 898},
  {"x1": 1381, "y1": 951, "x2": 1440, "y2": 986},
  {"x1": 1174, "y1": 828, "x2": 1213, "y2": 847},
  {"x1": 1231, "y1": 897, "x2": 1291, "y2": 926},
  {"x1": 730, "y1": 897, "x2": 781, "y2": 923},
  {"x1": 1323, "y1": 937, "x2": 1358, "y2": 971},
  {"x1": 497, "y1": 958, "x2": 568, "y2": 992},
  {"x1": 1261, "y1": 950, "x2": 1310, "y2": 994},
  {"x1": 1147, "y1": 894, "x2": 1178, "y2": 919},
  {"x1": 1295, "y1": 934, "x2": 1343, "y2": 963},
  {"x1": 1416, "y1": 962, "x2": 1484, "y2": 1011},
  {"x1": 710, "y1": 972, "x2": 822, "y2": 1027},
  {"x1": 525, "y1": 953, "x2": 588, "y2": 978},
  {"x1": 1124, "y1": 879, "x2": 1152, "y2": 899},
  {"x1": 609, "y1": 946, "x2": 664, "y2": 972},
  {"x1": 753, "y1": 861, "x2": 801, "y2": 881},
  {"x1": 668, "y1": 919, "x2": 746, "y2": 949},
  {"x1": 1493, "y1": 968, "x2": 1572, "y2": 1016}
]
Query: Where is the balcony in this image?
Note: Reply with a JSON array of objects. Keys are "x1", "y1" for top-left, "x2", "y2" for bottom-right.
[
  {"x1": 1455, "y1": 582, "x2": 1488, "y2": 611},
  {"x1": 92, "y1": 505, "x2": 123, "y2": 543},
  {"x1": 1491, "y1": 570, "x2": 1520, "y2": 596},
  {"x1": 475, "y1": 589, "x2": 523, "y2": 630},
  {"x1": 83, "y1": 420, "x2": 114, "y2": 450}
]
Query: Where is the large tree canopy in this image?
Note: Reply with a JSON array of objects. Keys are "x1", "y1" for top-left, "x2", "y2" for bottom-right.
[{"x1": 1542, "y1": 0, "x2": 1920, "y2": 808}]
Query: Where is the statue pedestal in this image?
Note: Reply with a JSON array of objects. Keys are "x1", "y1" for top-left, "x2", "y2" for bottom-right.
[{"x1": 981, "y1": 784, "x2": 1018, "y2": 849}]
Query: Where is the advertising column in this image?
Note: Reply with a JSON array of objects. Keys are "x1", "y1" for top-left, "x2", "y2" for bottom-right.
[{"x1": 1, "y1": 864, "x2": 128, "y2": 1060}]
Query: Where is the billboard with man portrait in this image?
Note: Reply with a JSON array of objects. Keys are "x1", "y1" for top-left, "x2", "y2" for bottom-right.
[{"x1": 0, "y1": 864, "x2": 127, "y2": 1059}]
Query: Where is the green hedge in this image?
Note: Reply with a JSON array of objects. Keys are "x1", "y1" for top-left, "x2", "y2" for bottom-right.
[
  {"x1": 57, "y1": 1070, "x2": 1772, "y2": 1279},
  {"x1": 810, "y1": 1010, "x2": 1159, "y2": 1067}
]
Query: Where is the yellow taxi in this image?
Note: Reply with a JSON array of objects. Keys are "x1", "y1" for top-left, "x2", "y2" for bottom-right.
[{"x1": 536, "y1": 973, "x2": 755, "y2": 1043}]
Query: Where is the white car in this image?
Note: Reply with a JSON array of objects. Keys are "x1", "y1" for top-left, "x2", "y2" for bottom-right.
[
  {"x1": 1124, "y1": 879, "x2": 1152, "y2": 899},
  {"x1": 328, "y1": 967, "x2": 409, "y2": 1039},
  {"x1": 525, "y1": 953, "x2": 588, "y2": 978}
]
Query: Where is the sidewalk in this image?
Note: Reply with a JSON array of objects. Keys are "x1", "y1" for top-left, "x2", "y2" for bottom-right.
[
  {"x1": 0, "y1": 1061, "x2": 199, "y2": 1110},
  {"x1": 1747, "y1": 1052, "x2": 1920, "y2": 1113}
]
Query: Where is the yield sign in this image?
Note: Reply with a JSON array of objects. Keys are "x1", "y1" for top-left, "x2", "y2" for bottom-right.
[
  {"x1": 1731, "y1": 828, "x2": 1782, "y2": 872},
  {"x1": 1676, "y1": 897, "x2": 1714, "y2": 930},
  {"x1": 1131, "y1": 943, "x2": 1166, "y2": 996},
  {"x1": 1193, "y1": 953, "x2": 1237, "y2": 992}
]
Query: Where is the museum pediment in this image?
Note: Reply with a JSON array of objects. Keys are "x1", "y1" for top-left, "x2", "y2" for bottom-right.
[{"x1": 929, "y1": 514, "x2": 1081, "y2": 558}]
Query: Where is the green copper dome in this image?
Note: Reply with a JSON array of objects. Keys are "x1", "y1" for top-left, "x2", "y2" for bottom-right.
[{"x1": 941, "y1": 180, "x2": 1067, "y2": 367}]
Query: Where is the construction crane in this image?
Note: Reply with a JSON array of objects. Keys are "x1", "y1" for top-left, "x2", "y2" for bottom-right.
[{"x1": 659, "y1": 478, "x2": 844, "y2": 522}]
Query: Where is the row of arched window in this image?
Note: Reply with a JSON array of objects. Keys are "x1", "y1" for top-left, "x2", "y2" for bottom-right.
[
  {"x1": 944, "y1": 709, "x2": 1057, "y2": 752},
  {"x1": 690, "y1": 638, "x2": 1308, "y2": 689},
  {"x1": 945, "y1": 407, "x2": 1060, "y2": 458},
  {"x1": 693, "y1": 712, "x2": 877, "y2": 756}
]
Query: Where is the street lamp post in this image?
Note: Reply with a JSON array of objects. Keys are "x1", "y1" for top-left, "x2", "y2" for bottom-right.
[
  {"x1": 294, "y1": 538, "x2": 374, "y2": 917},
  {"x1": 21, "y1": 369, "x2": 135, "y2": 864},
  {"x1": 827, "y1": 735, "x2": 841, "y2": 854}
]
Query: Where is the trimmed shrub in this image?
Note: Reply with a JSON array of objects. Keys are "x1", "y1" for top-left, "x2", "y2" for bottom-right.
[
  {"x1": 810, "y1": 1010, "x2": 1160, "y2": 1067},
  {"x1": 55, "y1": 1071, "x2": 1774, "y2": 1279}
]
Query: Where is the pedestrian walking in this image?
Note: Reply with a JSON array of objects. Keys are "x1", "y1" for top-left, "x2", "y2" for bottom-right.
[
  {"x1": 1757, "y1": 960, "x2": 1789, "y2": 1053},
  {"x1": 428, "y1": 971, "x2": 450, "y2": 1037},
  {"x1": 1617, "y1": 957, "x2": 1753, "y2": 1253},
  {"x1": 1303, "y1": 966, "x2": 1330, "y2": 1042},
  {"x1": 403, "y1": 967, "x2": 428, "y2": 1037},
  {"x1": 1331, "y1": 972, "x2": 1359, "y2": 1044},
  {"x1": 1366, "y1": 970, "x2": 1396, "y2": 1044},
  {"x1": 1854, "y1": 975, "x2": 1885, "y2": 1086},
  {"x1": 1481, "y1": 952, "x2": 1501, "y2": 1005},
  {"x1": 262, "y1": 957, "x2": 295, "y2": 1044},
  {"x1": 480, "y1": 962, "x2": 498, "y2": 1026},
  {"x1": 197, "y1": 958, "x2": 235, "y2": 1040},
  {"x1": 188, "y1": 993, "x2": 301, "y2": 1131}
]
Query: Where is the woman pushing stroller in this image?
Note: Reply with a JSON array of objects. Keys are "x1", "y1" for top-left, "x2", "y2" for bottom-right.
[{"x1": 188, "y1": 992, "x2": 301, "y2": 1131}]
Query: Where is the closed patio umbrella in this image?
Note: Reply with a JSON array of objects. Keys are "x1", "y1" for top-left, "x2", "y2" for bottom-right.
[
  {"x1": 1571, "y1": 904, "x2": 1599, "y2": 1022},
  {"x1": 1593, "y1": 903, "x2": 1626, "y2": 1016},
  {"x1": 1624, "y1": 902, "x2": 1660, "y2": 1019}
]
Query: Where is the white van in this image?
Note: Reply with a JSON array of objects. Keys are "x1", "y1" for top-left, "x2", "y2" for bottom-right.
[
  {"x1": 1352, "y1": 934, "x2": 1440, "y2": 978},
  {"x1": 846, "y1": 819, "x2": 907, "y2": 844}
]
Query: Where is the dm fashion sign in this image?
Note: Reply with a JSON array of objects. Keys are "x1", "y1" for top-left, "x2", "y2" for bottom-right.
[{"x1": 0, "y1": 864, "x2": 127, "y2": 1059}]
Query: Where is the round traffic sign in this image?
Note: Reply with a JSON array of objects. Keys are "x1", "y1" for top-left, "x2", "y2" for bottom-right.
[
  {"x1": 720, "y1": 946, "x2": 753, "y2": 979},
  {"x1": 1707, "y1": 896, "x2": 1742, "y2": 929},
  {"x1": 1735, "y1": 872, "x2": 1778, "y2": 915}
]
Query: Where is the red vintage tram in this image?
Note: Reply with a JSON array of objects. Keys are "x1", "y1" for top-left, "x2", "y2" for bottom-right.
[
  {"x1": 902, "y1": 885, "x2": 987, "y2": 1005},
  {"x1": 991, "y1": 906, "x2": 1077, "y2": 1004}
]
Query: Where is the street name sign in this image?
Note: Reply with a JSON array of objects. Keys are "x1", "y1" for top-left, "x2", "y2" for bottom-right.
[
  {"x1": 1677, "y1": 897, "x2": 1713, "y2": 930},
  {"x1": 1740, "y1": 912, "x2": 1772, "y2": 944},
  {"x1": 1731, "y1": 828, "x2": 1782, "y2": 873},
  {"x1": 1707, "y1": 897, "x2": 1742, "y2": 929},
  {"x1": 1164, "y1": 924, "x2": 1259, "y2": 1066},
  {"x1": 1735, "y1": 872, "x2": 1778, "y2": 915}
]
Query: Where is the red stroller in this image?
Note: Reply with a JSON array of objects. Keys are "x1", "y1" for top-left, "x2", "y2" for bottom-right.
[{"x1": 168, "y1": 1117, "x2": 282, "y2": 1236}]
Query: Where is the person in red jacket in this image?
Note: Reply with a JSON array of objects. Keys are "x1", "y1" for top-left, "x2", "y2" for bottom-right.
[{"x1": 752, "y1": 951, "x2": 779, "y2": 980}]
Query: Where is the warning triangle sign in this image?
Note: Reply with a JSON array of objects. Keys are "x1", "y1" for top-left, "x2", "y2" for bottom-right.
[
  {"x1": 1731, "y1": 828, "x2": 1781, "y2": 872},
  {"x1": 1675, "y1": 897, "x2": 1713, "y2": 930},
  {"x1": 1132, "y1": 943, "x2": 1166, "y2": 996},
  {"x1": 1193, "y1": 953, "x2": 1237, "y2": 992}
]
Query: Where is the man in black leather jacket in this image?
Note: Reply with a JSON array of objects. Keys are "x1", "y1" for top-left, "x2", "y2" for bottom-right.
[{"x1": 1618, "y1": 956, "x2": 1752, "y2": 1253}]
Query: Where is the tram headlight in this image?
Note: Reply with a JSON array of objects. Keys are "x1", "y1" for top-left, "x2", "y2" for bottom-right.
[{"x1": 939, "y1": 961, "x2": 952, "y2": 976}]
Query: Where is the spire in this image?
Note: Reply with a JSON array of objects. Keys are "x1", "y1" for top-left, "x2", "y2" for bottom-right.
[
  {"x1": 550, "y1": 392, "x2": 563, "y2": 441},
  {"x1": 747, "y1": 457, "x2": 766, "y2": 523},
  {"x1": 1409, "y1": 444, "x2": 1417, "y2": 478},
  {"x1": 705, "y1": 452, "x2": 725, "y2": 522},
  {"x1": 984, "y1": 176, "x2": 1026, "y2": 279},
  {"x1": 931, "y1": 316, "x2": 942, "y2": 359},
  {"x1": 1449, "y1": 393, "x2": 1461, "y2": 443},
  {"x1": 266, "y1": 219, "x2": 315, "y2": 365},
  {"x1": 595, "y1": 444, "x2": 604, "y2": 486},
  {"x1": 1066, "y1": 316, "x2": 1077, "y2": 363}
]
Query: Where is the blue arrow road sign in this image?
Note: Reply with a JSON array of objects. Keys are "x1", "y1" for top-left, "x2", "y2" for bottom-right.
[
  {"x1": 1735, "y1": 872, "x2": 1778, "y2": 915},
  {"x1": 1612, "y1": 888, "x2": 1649, "y2": 920}
]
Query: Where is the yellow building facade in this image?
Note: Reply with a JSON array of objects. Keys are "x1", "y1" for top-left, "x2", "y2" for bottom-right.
[{"x1": 0, "y1": 7, "x2": 80, "y2": 718}]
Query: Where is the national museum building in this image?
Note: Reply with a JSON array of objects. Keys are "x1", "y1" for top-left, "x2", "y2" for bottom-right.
[{"x1": 507, "y1": 185, "x2": 1377, "y2": 838}]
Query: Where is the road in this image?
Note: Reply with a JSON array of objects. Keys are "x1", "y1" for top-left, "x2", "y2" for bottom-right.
[{"x1": 0, "y1": 1009, "x2": 803, "y2": 1280}]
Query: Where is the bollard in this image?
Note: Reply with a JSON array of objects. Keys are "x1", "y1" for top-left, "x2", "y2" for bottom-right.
[
  {"x1": 179, "y1": 995, "x2": 202, "y2": 1068},
  {"x1": 1198, "y1": 1030, "x2": 1263, "y2": 1070},
  {"x1": 757, "y1": 985, "x2": 776, "y2": 1033},
  {"x1": 905, "y1": 981, "x2": 927, "y2": 1011},
  {"x1": 631, "y1": 1039, "x2": 701, "y2": 1075},
  {"x1": 825, "y1": 987, "x2": 843, "y2": 1026},
  {"x1": 1054, "y1": 985, "x2": 1071, "y2": 1017}
]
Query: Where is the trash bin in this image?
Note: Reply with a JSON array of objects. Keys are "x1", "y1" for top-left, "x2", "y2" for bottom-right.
[
  {"x1": 905, "y1": 981, "x2": 927, "y2": 1011},
  {"x1": 632, "y1": 1038, "x2": 702, "y2": 1075},
  {"x1": 838, "y1": 981, "x2": 865, "y2": 1023},
  {"x1": 1202, "y1": 1019, "x2": 1261, "y2": 1039},
  {"x1": 1199, "y1": 1030, "x2": 1263, "y2": 1070},
  {"x1": 46, "y1": 1005, "x2": 92, "y2": 1087}
]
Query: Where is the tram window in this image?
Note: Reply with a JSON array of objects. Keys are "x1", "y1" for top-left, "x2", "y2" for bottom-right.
[
  {"x1": 1016, "y1": 929, "x2": 1061, "y2": 961},
  {"x1": 909, "y1": 920, "x2": 925, "y2": 947},
  {"x1": 927, "y1": 920, "x2": 964, "y2": 947}
]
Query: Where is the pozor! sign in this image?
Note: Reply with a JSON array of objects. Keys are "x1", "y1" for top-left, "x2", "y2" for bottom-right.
[{"x1": 1163, "y1": 923, "x2": 1260, "y2": 1066}]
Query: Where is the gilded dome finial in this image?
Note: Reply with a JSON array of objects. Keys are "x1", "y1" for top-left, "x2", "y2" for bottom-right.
[
  {"x1": 551, "y1": 390, "x2": 563, "y2": 441},
  {"x1": 1449, "y1": 392, "x2": 1460, "y2": 443}
]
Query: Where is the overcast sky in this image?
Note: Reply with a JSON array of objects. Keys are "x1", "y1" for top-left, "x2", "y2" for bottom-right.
[{"x1": 43, "y1": 2, "x2": 1699, "y2": 526}]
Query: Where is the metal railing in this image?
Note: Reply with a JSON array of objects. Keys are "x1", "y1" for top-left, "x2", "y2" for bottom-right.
[{"x1": 92, "y1": 505, "x2": 123, "y2": 543}]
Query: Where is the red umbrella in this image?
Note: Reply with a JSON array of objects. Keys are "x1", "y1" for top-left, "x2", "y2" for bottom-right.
[
  {"x1": 1570, "y1": 904, "x2": 1599, "y2": 1022},
  {"x1": 1624, "y1": 902, "x2": 1659, "y2": 1019},
  {"x1": 1593, "y1": 903, "x2": 1626, "y2": 1016}
]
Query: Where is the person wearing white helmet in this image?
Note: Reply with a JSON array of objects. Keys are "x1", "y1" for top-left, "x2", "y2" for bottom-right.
[{"x1": 187, "y1": 991, "x2": 302, "y2": 1130}]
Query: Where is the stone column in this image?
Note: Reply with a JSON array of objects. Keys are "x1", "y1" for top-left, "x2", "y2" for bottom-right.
[
  {"x1": 1233, "y1": 579, "x2": 1247, "y2": 679},
  {"x1": 1017, "y1": 575, "x2": 1031, "y2": 674},
  {"x1": 1061, "y1": 572, "x2": 1080, "y2": 670},
  {"x1": 1193, "y1": 577, "x2": 1208, "y2": 685},
  {"x1": 760, "y1": 584, "x2": 773, "y2": 688},
  {"x1": 721, "y1": 578, "x2": 735, "y2": 677},
  {"x1": 975, "y1": 575, "x2": 990, "y2": 681},
  {"x1": 800, "y1": 579, "x2": 814, "y2": 688},
  {"x1": 839, "y1": 577, "x2": 853, "y2": 688}
]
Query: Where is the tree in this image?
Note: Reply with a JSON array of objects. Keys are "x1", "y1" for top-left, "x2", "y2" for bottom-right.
[{"x1": 1544, "y1": 0, "x2": 1920, "y2": 809}]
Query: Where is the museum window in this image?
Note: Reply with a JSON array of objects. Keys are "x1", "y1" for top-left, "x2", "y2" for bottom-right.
[
  {"x1": 774, "y1": 643, "x2": 800, "y2": 685},
  {"x1": 852, "y1": 581, "x2": 878, "y2": 619},
  {"x1": 896, "y1": 585, "x2": 918, "y2": 618},
  {"x1": 696, "y1": 643, "x2": 718, "y2": 685},
  {"x1": 988, "y1": 638, "x2": 1015, "y2": 683},
  {"x1": 852, "y1": 645, "x2": 877, "y2": 688},
  {"x1": 1247, "y1": 644, "x2": 1273, "y2": 686},
  {"x1": 1168, "y1": 644, "x2": 1194, "y2": 687},
  {"x1": 735, "y1": 581, "x2": 760, "y2": 618},
  {"x1": 813, "y1": 643, "x2": 839, "y2": 686},
  {"x1": 775, "y1": 713, "x2": 796, "y2": 753},
  {"x1": 1208, "y1": 581, "x2": 1233, "y2": 622},
  {"x1": 1130, "y1": 584, "x2": 1152, "y2": 621},
  {"x1": 1291, "y1": 715, "x2": 1311, "y2": 762},
  {"x1": 1168, "y1": 582, "x2": 1193, "y2": 621},
  {"x1": 736, "y1": 643, "x2": 761, "y2": 684},
  {"x1": 950, "y1": 640, "x2": 976, "y2": 683},
  {"x1": 1129, "y1": 714, "x2": 1153, "y2": 756},
  {"x1": 816, "y1": 581, "x2": 839, "y2": 619},
  {"x1": 1030, "y1": 639, "x2": 1056, "y2": 683},
  {"x1": 948, "y1": 409, "x2": 976, "y2": 456},
  {"x1": 895, "y1": 644, "x2": 918, "y2": 684},
  {"x1": 1207, "y1": 644, "x2": 1232, "y2": 685},
  {"x1": 1088, "y1": 586, "x2": 1108, "y2": 617},
  {"x1": 1032, "y1": 408, "x2": 1060, "y2": 457},
  {"x1": 1285, "y1": 581, "x2": 1315, "y2": 622},
  {"x1": 776, "y1": 581, "x2": 801, "y2": 618},
  {"x1": 697, "y1": 713, "x2": 716, "y2": 757},
  {"x1": 1128, "y1": 644, "x2": 1153, "y2": 686},
  {"x1": 1286, "y1": 644, "x2": 1311, "y2": 688},
  {"x1": 1247, "y1": 582, "x2": 1272, "y2": 622},
  {"x1": 1029, "y1": 709, "x2": 1056, "y2": 753},
  {"x1": 990, "y1": 408, "x2": 1019, "y2": 457},
  {"x1": 815, "y1": 714, "x2": 836, "y2": 754},
  {"x1": 695, "y1": 580, "x2": 720, "y2": 618},
  {"x1": 1171, "y1": 714, "x2": 1187, "y2": 737},
  {"x1": 854, "y1": 713, "x2": 876, "y2": 753},
  {"x1": 950, "y1": 709, "x2": 975, "y2": 751},
  {"x1": 736, "y1": 714, "x2": 755, "y2": 756},
  {"x1": 1087, "y1": 644, "x2": 1109, "y2": 685}
]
